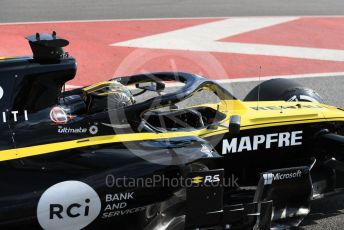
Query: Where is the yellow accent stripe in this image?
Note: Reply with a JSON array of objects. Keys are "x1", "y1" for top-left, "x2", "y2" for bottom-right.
[
  {"x1": 201, "y1": 117, "x2": 344, "y2": 138},
  {"x1": 83, "y1": 81, "x2": 110, "y2": 91},
  {"x1": 250, "y1": 113, "x2": 319, "y2": 122},
  {"x1": 0, "y1": 131, "x2": 201, "y2": 162},
  {"x1": 1, "y1": 117, "x2": 344, "y2": 162}
]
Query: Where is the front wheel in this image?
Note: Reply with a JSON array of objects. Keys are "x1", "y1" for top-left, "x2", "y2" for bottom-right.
[{"x1": 244, "y1": 78, "x2": 323, "y2": 103}]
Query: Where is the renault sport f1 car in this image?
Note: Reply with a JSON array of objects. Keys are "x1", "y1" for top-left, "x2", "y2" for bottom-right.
[{"x1": 1, "y1": 32, "x2": 344, "y2": 230}]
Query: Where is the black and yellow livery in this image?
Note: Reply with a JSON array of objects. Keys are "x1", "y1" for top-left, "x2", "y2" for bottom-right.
[{"x1": 1, "y1": 33, "x2": 344, "y2": 230}]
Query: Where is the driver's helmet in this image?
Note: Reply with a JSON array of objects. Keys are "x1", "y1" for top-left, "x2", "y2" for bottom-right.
[
  {"x1": 107, "y1": 81, "x2": 135, "y2": 109},
  {"x1": 83, "y1": 81, "x2": 135, "y2": 112}
]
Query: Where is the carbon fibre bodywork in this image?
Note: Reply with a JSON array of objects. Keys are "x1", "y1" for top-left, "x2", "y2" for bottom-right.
[{"x1": 1, "y1": 33, "x2": 344, "y2": 229}]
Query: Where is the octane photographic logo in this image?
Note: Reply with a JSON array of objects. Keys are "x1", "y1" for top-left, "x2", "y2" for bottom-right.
[
  {"x1": 107, "y1": 42, "x2": 233, "y2": 166},
  {"x1": 37, "y1": 181, "x2": 101, "y2": 230}
]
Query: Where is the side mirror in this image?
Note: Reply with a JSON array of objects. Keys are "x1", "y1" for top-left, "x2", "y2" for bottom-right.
[
  {"x1": 136, "y1": 81, "x2": 165, "y2": 92},
  {"x1": 229, "y1": 115, "x2": 241, "y2": 135}
]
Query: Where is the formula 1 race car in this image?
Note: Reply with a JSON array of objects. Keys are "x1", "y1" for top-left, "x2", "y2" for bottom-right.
[{"x1": 1, "y1": 32, "x2": 344, "y2": 230}]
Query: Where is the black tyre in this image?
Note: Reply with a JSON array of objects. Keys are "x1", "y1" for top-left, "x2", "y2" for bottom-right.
[{"x1": 244, "y1": 78, "x2": 323, "y2": 103}]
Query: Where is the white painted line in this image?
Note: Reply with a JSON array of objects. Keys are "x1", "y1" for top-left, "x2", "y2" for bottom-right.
[
  {"x1": 0, "y1": 15, "x2": 344, "y2": 26},
  {"x1": 0, "y1": 17, "x2": 228, "y2": 25},
  {"x1": 123, "y1": 72, "x2": 344, "y2": 88},
  {"x1": 65, "y1": 84, "x2": 82, "y2": 89},
  {"x1": 114, "y1": 17, "x2": 298, "y2": 45},
  {"x1": 112, "y1": 17, "x2": 344, "y2": 62},
  {"x1": 168, "y1": 72, "x2": 344, "y2": 87},
  {"x1": 215, "y1": 72, "x2": 344, "y2": 83},
  {"x1": 70, "y1": 72, "x2": 344, "y2": 89},
  {"x1": 206, "y1": 42, "x2": 344, "y2": 61}
]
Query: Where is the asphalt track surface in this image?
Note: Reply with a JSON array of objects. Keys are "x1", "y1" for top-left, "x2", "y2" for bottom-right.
[
  {"x1": 1, "y1": 1, "x2": 344, "y2": 229},
  {"x1": 1, "y1": 0, "x2": 344, "y2": 22}
]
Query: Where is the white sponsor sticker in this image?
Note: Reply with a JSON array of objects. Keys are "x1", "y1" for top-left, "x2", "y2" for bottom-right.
[
  {"x1": 200, "y1": 144, "x2": 213, "y2": 157},
  {"x1": 89, "y1": 125, "x2": 99, "y2": 135},
  {"x1": 37, "y1": 181, "x2": 101, "y2": 230},
  {"x1": 58, "y1": 127, "x2": 88, "y2": 134},
  {"x1": 263, "y1": 170, "x2": 302, "y2": 185},
  {"x1": 0, "y1": 86, "x2": 3, "y2": 100},
  {"x1": 222, "y1": 131, "x2": 303, "y2": 154}
]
